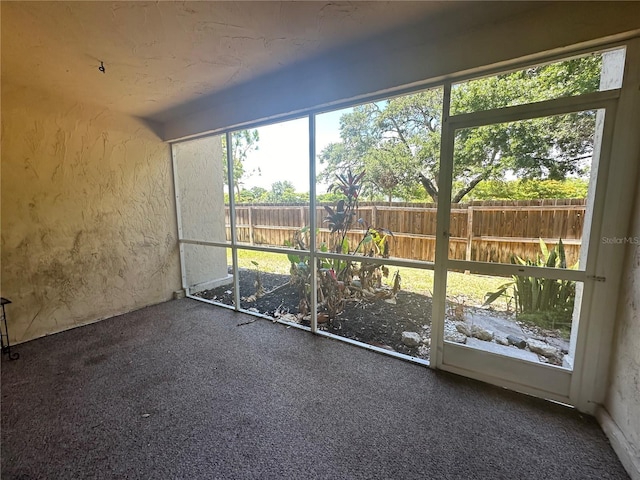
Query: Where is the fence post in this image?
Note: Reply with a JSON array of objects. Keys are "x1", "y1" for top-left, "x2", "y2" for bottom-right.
[
  {"x1": 248, "y1": 207, "x2": 255, "y2": 245},
  {"x1": 465, "y1": 206, "x2": 474, "y2": 262},
  {"x1": 232, "y1": 202, "x2": 584, "y2": 262}
]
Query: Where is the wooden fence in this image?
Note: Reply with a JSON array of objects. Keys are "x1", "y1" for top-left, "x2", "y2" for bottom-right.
[{"x1": 225, "y1": 199, "x2": 586, "y2": 266}]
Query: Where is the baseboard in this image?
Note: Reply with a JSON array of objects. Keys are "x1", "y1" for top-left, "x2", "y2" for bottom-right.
[{"x1": 596, "y1": 406, "x2": 640, "y2": 480}]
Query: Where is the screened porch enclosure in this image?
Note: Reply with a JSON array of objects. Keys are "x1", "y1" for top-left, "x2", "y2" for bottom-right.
[{"x1": 171, "y1": 44, "x2": 629, "y2": 407}]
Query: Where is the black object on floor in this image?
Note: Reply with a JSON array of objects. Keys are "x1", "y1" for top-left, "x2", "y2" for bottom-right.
[
  {"x1": 1, "y1": 299, "x2": 629, "y2": 479},
  {"x1": 0, "y1": 297, "x2": 19, "y2": 361}
]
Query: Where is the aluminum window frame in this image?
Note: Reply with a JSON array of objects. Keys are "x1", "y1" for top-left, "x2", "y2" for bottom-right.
[{"x1": 170, "y1": 40, "x2": 632, "y2": 391}]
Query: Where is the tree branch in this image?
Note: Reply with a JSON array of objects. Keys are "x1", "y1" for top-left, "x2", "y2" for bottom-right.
[
  {"x1": 452, "y1": 174, "x2": 485, "y2": 203},
  {"x1": 418, "y1": 172, "x2": 438, "y2": 202},
  {"x1": 385, "y1": 113, "x2": 413, "y2": 158},
  {"x1": 416, "y1": 106, "x2": 438, "y2": 133}
]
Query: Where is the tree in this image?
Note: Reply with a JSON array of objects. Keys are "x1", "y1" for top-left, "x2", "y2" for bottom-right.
[
  {"x1": 318, "y1": 92, "x2": 441, "y2": 202},
  {"x1": 235, "y1": 186, "x2": 268, "y2": 203},
  {"x1": 318, "y1": 54, "x2": 601, "y2": 203},
  {"x1": 222, "y1": 129, "x2": 260, "y2": 198},
  {"x1": 267, "y1": 181, "x2": 308, "y2": 203},
  {"x1": 464, "y1": 179, "x2": 589, "y2": 201}
]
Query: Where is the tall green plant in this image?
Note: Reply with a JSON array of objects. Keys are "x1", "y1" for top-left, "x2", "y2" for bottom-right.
[
  {"x1": 324, "y1": 170, "x2": 364, "y2": 252},
  {"x1": 484, "y1": 239, "x2": 576, "y2": 328},
  {"x1": 285, "y1": 170, "x2": 396, "y2": 321}
]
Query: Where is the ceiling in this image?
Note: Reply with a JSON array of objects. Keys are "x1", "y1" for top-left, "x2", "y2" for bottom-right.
[{"x1": 1, "y1": 1, "x2": 455, "y2": 123}]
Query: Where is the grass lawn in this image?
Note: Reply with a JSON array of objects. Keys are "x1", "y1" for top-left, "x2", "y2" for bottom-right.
[{"x1": 230, "y1": 249, "x2": 512, "y2": 311}]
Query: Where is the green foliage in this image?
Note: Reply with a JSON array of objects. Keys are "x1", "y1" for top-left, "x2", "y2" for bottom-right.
[
  {"x1": 286, "y1": 170, "x2": 396, "y2": 320},
  {"x1": 324, "y1": 170, "x2": 363, "y2": 254},
  {"x1": 319, "y1": 54, "x2": 601, "y2": 203},
  {"x1": 249, "y1": 260, "x2": 264, "y2": 298},
  {"x1": 316, "y1": 192, "x2": 346, "y2": 203},
  {"x1": 483, "y1": 239, "x2": 577, "y2": 332},
  {"x1": 284, "y1": 227, "x2": 314, "y2": 316},
  {"x1": 318, "y1": 92, "x2": 441, "y2": 202},
  {"x1": 266, "y1": 180, "x2": 307, "y2": 203},
  {"x1": 226, "y1": 182, "x2": 308, "y2": 204},
  {"x1": 450, "y1": 56, "x2": 600, "y2": 113},
  {"x1": 233, "y1": 186, "x2": 268, "y2": 203},
  {"x1": 358, "y1": 227, "x2": 392, "y2": 258},
  {"x1": 461, "y1": 178, "x2": 589, "y2": 201}
]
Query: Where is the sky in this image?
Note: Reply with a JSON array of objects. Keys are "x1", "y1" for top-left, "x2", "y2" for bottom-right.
[{"x1": 239, "y1": 107, "x2": 350, "y2": 193}]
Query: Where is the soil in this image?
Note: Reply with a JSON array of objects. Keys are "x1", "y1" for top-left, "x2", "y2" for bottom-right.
[
  {"x1": 194, "y1": 268, "x2": 569, "y2": 365},
  {"x1": 194, "y1": 268, "x2": 433, "y2": 359}
]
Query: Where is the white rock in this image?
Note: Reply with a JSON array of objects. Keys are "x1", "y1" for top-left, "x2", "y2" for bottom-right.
[
  {"x1": 444, "y1": 322, "x2": 459, "y2": 337},
  {"x1": 401, "y1": 331, "x2": 422, "y2": 347},
  {"x1": 471, "y1": 324, "x2": 494, "y2": 341},
  {"x1": 455, "y1": 322, "x2": 471, "y2": 337},
  {"x1": 494, "y1": 334, "x2": 509, "y2": 346},
  {"x1": 527, "y1": 338, "x2": 561, "y2": 359},
  {"x1": 445, "y1": 332, "x2": 467, "y2": 344}
]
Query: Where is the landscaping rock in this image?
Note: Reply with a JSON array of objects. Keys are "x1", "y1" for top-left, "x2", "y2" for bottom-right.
[
  {"x1": 471, "y1": 324, "x2": 494, "y2": 341},
  {"x1": 507, "y1": 334, "x2": 527, "y2": 349},
  {"x1": 401, "y1": 331, "x2": 422, "y2": 347},
  {"x1": 494, "y1": 334, "x2": 509, "y2": 346},
  {"x1": 455, "y1": 322, "x2": 471, "y2": 337},
  {"x1": 445, "y1": 332, "x2": 467, "y2": 344},
  {"x1": 527, "y1": 338, "x2": 561, "y2": 360},
  {"x1": 444, "y1": 321, "x2": 459, "y2": 337}
]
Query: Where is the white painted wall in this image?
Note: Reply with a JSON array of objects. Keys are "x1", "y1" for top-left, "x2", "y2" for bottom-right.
[
  {"x1": 0, "y1": 84, "x2": 181, "y2": 343},
  {"x1": 172, "y1": 137, "x2": 230, "y2": 292}
]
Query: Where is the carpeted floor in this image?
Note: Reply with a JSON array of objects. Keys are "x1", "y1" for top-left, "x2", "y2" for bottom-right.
[{"x1": 1, "y1": 299, "x2": 629, "y2": 479}]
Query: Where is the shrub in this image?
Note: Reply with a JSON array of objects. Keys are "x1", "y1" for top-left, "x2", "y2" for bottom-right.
[
  {"x1": 484, "y1": 239, "x2": 576, "y2": 332},
  {"x1": 285, "y1": 170, "x2": 395, "y2": 321}
]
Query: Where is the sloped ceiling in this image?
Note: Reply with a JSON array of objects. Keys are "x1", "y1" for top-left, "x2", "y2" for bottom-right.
[{"x1": 1, "y1": 1, "x2": 455, "y2": 123}]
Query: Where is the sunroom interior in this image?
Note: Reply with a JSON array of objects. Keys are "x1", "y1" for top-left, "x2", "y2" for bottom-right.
[{"x1": 2, "y1": 2, "x2": 639, "y2": 478}]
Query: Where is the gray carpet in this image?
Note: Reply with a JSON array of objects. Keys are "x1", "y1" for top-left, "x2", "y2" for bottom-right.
[{"x1": 1, "y1": 299, "x2": 629, "y2": 480}]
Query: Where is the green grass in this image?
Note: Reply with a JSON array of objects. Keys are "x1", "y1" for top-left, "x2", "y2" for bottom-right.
[
  {"x1": 229, "y1": 249, "x2": 293, "y2": 275},
  {"x1": 394, "y1": 267, "x2": 512, "y2": 310},
  {"x1": 230, "y1": 249, "x2": 513, "y2": 311}
]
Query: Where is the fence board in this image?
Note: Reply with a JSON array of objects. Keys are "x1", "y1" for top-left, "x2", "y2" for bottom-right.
[{"x1": 226, "y1": 200, "x2": 586, "y2": 266}]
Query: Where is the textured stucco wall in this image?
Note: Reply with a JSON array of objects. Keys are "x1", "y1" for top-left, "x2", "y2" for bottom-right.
[
  {"x1": 606, "y1": 175, "x2": 640, "y2": 471},
  {"x1": 173, "y1": 136, "x2": 230, "y2": 292},
  {"x1": 1, "y1": 84, "x2": 181, "y2": 343}
]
